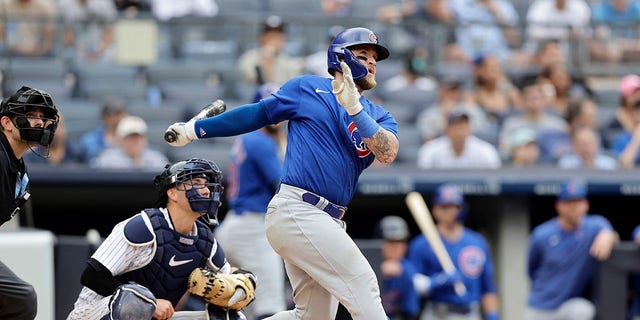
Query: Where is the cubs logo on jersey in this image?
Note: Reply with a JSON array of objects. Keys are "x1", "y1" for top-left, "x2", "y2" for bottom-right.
[
  {"x1": 348, "y1": 122, "x2": 371, "y2": 158},
  {"x1": 458, "y1": 246, "x2": 485, "y2": 278}
]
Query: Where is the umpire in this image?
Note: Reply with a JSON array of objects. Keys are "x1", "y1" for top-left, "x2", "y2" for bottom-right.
[{"x1": 0, "y1": 86, "x2": 59, "y2": 319}]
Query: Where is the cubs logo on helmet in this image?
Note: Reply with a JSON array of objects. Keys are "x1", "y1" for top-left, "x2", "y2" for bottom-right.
[{"x1": 327, "y1": 27, "x2": 390, "y2": 80}]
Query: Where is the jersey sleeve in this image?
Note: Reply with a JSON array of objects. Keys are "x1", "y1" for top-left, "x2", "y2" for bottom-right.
[
  {"x1": 633, "y1": 225, "x2": 640, "y2": 242},
  {"x1": 526, "y1": 229, "x2": 542, "y2": 279},
  {"x1": 262, "y1": 76, "x2": 305, "y2": 123},
  {"x1": 480, "y1": 238, "x2": 498, "y2": 295},
  {"x1": 91, "y1": 214, "x2": 156, "y2": 276}
]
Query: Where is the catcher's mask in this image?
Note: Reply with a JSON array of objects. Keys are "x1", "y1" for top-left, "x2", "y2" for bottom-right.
[
  {"x1": 0, "y1": 86, "x2": 59, "y2": 150},
  {"x1": 154, "y1": 158, "x2": 224, "y2": 226},
  {"x1": 327, "y1": 27, "x2": 389, "y2": 80}
]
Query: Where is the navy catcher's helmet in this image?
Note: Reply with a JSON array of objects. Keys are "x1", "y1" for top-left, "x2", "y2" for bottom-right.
[
  {"x1": 154, "y1": 158, "x2": 224, "y2": 225},
  {"x1": 327, "y1": 27, "x2": 389, "y2": 80},
  {"x1": 0, "y1": 86, "x2": 59, "y2": 146}
]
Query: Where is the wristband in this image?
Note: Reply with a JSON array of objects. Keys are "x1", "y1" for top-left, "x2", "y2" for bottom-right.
[
  {"x1": 185, "y1": 120, "x2": 199, "y2": 140},
  {"x1": 351, "y1": 110, "x2": 381, "y2": 138}
]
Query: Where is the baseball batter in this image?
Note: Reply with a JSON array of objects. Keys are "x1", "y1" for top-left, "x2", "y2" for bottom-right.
[
  {"x1": 0, "y1": 86, "x2": 59, "y2": 319},
  {"x1": 67, "y1": 158, "x2": 253, "y2": 320},
  {"x1": 166, "y1": 27, "x2": 399, "y2": 319},
  {"x1": 407, "y1": 184, "x2": 499, "y2": 320},
  {"x1": 215, "y1": 83, "x2": 287, "y2": 319},
  {"x1": 525, "y1": 180, "x2": 618, "y2": 320}
]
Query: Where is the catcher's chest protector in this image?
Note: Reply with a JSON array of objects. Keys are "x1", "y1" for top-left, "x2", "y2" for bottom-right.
[{"x1": 117, "y1": 209, "x2": 215, "y2": 305}]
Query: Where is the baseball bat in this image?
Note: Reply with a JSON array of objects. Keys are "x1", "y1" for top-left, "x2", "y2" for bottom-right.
[
  {"x1": 405, "y1": 191, "x2": 467, "y2": 297},
  {"x1": 164, "y1": 99, "x2": 227, "y2": 143}
]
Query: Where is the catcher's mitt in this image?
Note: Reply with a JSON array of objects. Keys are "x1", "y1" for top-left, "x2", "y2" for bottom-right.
[{"x1": 187, "y1": 268, "x2": 256, "y2": 310}]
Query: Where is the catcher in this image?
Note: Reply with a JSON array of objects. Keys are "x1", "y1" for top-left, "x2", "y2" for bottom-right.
[{"x1": 67, "y1": 158, "x2": 256, "y2": 320}]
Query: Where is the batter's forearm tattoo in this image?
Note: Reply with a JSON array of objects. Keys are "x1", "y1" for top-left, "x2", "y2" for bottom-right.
[{"x1": 364, "y1": 129, "x2": 398, "y2": 164}]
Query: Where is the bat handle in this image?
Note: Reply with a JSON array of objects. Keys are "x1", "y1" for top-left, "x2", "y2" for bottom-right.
[
  {"x1": 164, "y1": 129, "x2": 177, "y2": 143},
  {"x1": 454, "y1": 281, "x2": 467, "y2": 297}
]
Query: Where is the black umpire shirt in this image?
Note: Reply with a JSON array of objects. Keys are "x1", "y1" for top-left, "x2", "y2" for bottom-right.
[{"x1": 0, "y1": 131, "x2": 29, "y2": 226}]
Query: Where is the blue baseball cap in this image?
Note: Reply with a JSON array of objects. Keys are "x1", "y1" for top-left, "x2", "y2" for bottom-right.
[
  {"x1": 557, "y1": 180, "x2": 587, "y2": 201},
  {"x1": 433, "y1": 184, "x2": 464, "y2": 206}
]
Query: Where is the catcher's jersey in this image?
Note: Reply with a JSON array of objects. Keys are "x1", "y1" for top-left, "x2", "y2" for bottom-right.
[
  {"x1": 67, "y1": 208, "x2": 230, "y2": 320},
  {"x1": 226, "y1": 130, "x2": 282, "y2": 214},
  {"x1": 527, "y1": 214, "x2": 613, "y2": 309},
  {"x1": 261, "y1": 75, "x2": 398, "y2": 206},
  {"x1": 407, "y1": 228, "x2": 497, "y2": 306}
]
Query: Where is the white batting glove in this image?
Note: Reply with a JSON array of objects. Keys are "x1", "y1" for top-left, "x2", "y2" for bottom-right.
[
  {"x1": 331, "y1": 61, "x2": 363, "y2": 116},
  {"x1": 167, "y1": 120, "x2": 198, "y2": 147}
]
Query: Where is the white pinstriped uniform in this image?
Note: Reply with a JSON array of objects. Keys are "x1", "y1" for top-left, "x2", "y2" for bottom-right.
[{"x1": 66, "y1": 208, "x2": 230, "y2": 320}]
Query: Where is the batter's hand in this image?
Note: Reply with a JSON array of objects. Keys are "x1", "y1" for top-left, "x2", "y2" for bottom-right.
[
  {"x1": 166, "y1": 121, "x2": 198, "y2": 147},
  {"x1": 331, "y1": 61, "x2": 363, "y2": 115}
]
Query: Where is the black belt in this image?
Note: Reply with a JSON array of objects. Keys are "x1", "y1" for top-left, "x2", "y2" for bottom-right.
[
  {"x1": 301, "y1": 192, "x2": 346, "y2": 219},
  {"x1": 427, "y1": 302, "x2": 472, "y2": 315}
]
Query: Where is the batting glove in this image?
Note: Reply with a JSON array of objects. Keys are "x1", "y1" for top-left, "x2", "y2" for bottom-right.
[
  {"x1": 331, "y1": 61, "x2": 363, "y2": 116},
  {"x1": 167, "y1": 120, "x2": 198, "y2": 147},
  {"x1": 428, "y1": 271, "x2": 463, "y2": 292}
]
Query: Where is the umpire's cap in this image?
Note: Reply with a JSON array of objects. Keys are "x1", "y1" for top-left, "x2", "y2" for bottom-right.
[{"x1": 379, "y1": 215, "x2": 409, "y2": 241}]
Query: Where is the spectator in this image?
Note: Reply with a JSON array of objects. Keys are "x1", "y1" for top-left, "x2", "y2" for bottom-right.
[
  {"x1": 380, "y1": 47, "x2": 437, "y2": 95},
  {"x1": 304, "y1": 25, "x2": 342, "y2": 78},
  {"x1": 23, "y1": 113, "x2": 82, "y2": 166},
  {"x1": 589, "y1": 0, "x2": 640, "y2": 63},
  {"x1": 237, "y1": 15, "x2": 303, "y2": 86},
  {"x1": 58, "y1": 0, "x2": 118, "y2": 63},
  {"x1": 408, "y1": 184, "x2": 500, "y2": 320},
  {"x1": 214, "y1": 83, "x2": 288, "y2": 319},
  {"x1": 378, "y1": 215, "x2": 421, "y2": 320},
  {"x1": 77, "y1": 99, "x2": 127, "y2": 163},
  {"x1": 525, "y1": 179, "x2": 618, "y2": 320},
  {"x1": 536, "y1": 62, "x2": 593, "y2": 117},
  {"x1": 611, "y1": 99, "x2": 640, "y2": 168},
  {"x1": 149, "y1": 0, "x2": 218, "y2": 21},
  {"x1": 91, "y1": 115, "x2": 169, "y2": 170},
  {"x1": 470, "y1": 54, "x2": 522, "y2": 130},
  {"x1": 525, "y1": 0, "x2": 591, "y2": 60},
  {"x1": 499, "y1": 81, "x2": 567, "y2": 158},
  {"x1": 321, "y1": 0, "x2": 352, "y2": 18},
  {"x1": 606, "y1": 74, "x2": 640, "y2": 134},
  {"x1": 417, "y1": 110, "x2": 501, "y2": 169},
  {"x1": 449, "y1": 0, "x2": 521, "y2": 65},
  {"x1": 557, "y1": 126, "x2": 617, "y2": 170},
  {"x1": 416, "y1": 75, "x2": 490, "y2": 142},
  {"x1": 506, "y1": 127, "x2": 541, "y2": 167},
  {"x1": 0, "y1": 0, "x2": 59, "y2": 57}
]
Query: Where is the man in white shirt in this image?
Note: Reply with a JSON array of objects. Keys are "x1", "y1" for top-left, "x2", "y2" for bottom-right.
[{"x1": 417, "y1": 110, "x2": 501, "y2": 169}]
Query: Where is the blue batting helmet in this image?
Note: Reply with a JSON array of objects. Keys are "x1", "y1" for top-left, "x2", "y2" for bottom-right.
[
  {"x1": 327, "y1": 27, "x2": 389, "y2": 80},
  {"x1": 433, "y1": 184, "x2": 467, "y2": 221}
]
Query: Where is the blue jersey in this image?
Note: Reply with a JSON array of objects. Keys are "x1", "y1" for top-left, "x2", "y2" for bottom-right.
[
  {"x1": 261, "y1": 75, "x2": 398, "y2": 205},
  {"x1": 527, "y1": 214, "x2": 613, "y2": 309},
  {"x1": 407, "y1": 228, "x2": 497, "y2": 306},
  {"x1": 382, "y1": 259, "x2": 421, "y2": 318},
  {"x1": 226, "y1": 130, "x2": 282, "y2": 214}
]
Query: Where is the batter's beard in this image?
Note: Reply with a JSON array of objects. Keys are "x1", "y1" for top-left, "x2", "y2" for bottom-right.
[{"x1": 355, "y1": 74, "x2": 377, "y2": 91}]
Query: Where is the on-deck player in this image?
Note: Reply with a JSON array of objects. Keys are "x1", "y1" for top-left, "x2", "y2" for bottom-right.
[
  {"x1": 215, "y1": 83, "x2": 288, "y2": 319},
  {"x1": 166, "y1": 27, "x2": 399, "y2": 319},
  {"x1": 525, "y1": 179, "x2": 618, "y2": 320},
  {"x1": 407, "y1": 184, "x2": 500, "y2": 320},
  {"x1": 0, "y1": 86, "x2": 59, "y2": 319},
  {"x1": 67, "y1": 158, "x2": 251, "y2": 320}
]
